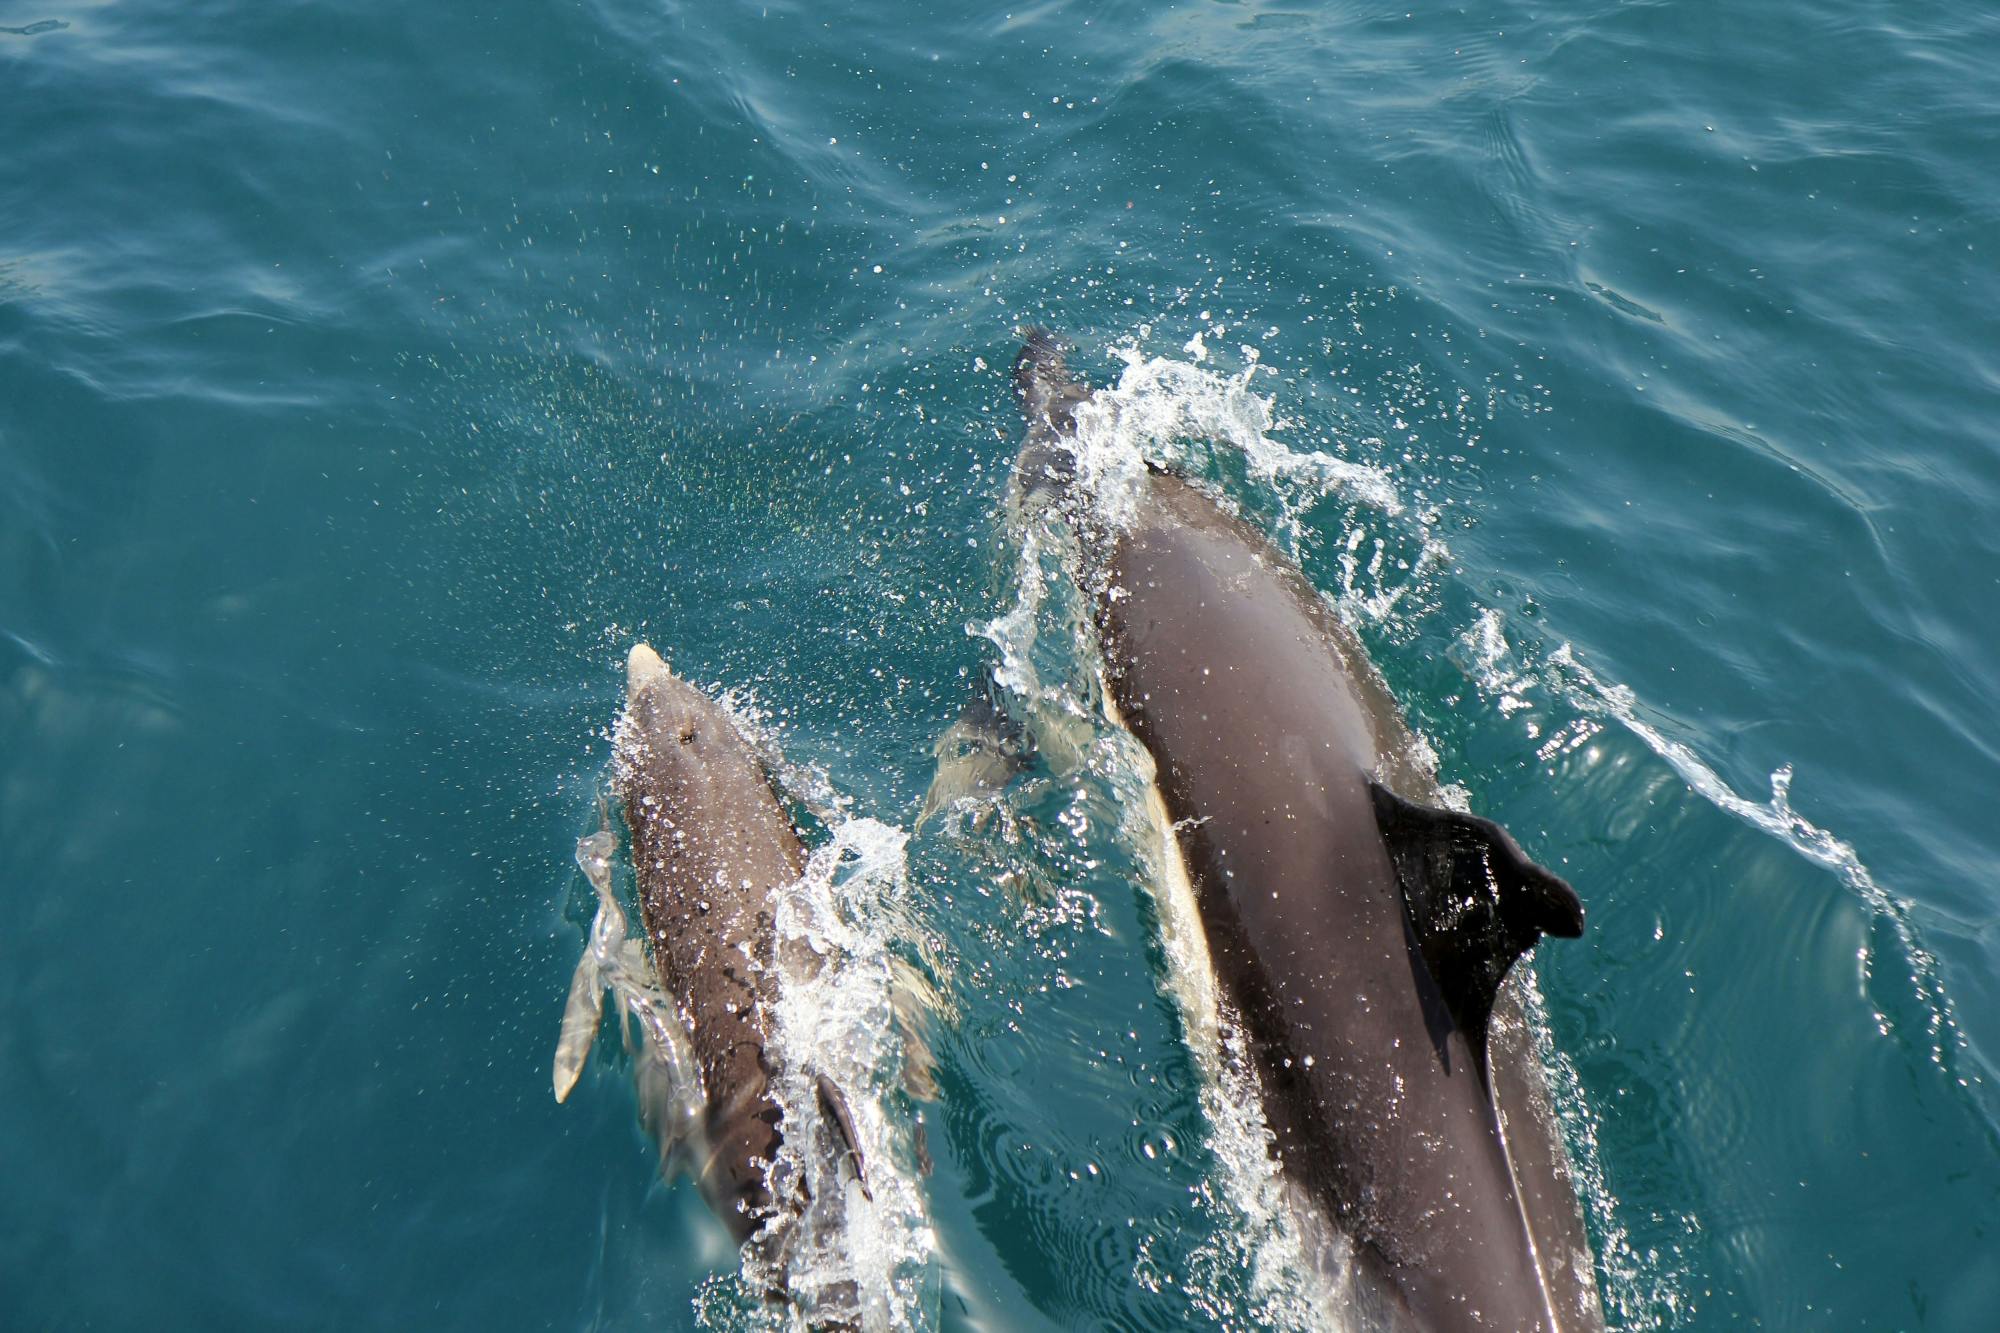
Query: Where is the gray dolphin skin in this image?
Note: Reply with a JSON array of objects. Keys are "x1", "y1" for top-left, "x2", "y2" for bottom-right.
[{"x1": 1006, "y1": 331, "x2": 1603, "y2": 1333}]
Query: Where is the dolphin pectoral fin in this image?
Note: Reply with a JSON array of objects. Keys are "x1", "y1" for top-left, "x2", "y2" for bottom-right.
[
  {"x1": 815, "y1": 1074, "x2": 873, "y2": 1203},
  {"x1": 553, "y1": 951, "x2": 605, "y2": 1103},
  {"x1": 1367, "y1": 781, "x2": 1585, "y2": 1074},
  {"x1": 556, "y1": 796, "x2": 626, "y2": 1103}
]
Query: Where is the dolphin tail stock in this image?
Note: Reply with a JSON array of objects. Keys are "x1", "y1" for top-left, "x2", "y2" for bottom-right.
[{"x1": 1367, "y1": 781, "x2": 1585, "y2": 1076}]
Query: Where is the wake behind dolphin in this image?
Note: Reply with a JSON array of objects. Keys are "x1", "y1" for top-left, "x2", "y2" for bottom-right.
[{"x1": 931, "y1": 330, "x2": 1606, "y2": 1332}]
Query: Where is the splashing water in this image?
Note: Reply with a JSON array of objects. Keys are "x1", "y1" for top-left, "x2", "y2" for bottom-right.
[
  {"x1": 701, "y1": 698, "x2": 939, "y2": 1332},
  {"x1": 1065, "y1": 342, "x2": 1403, "y2": 536}
]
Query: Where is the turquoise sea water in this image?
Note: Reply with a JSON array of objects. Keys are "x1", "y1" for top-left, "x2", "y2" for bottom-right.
[{"x1": 4, "y1": 0, "x2": 1998, "y2": 1327}]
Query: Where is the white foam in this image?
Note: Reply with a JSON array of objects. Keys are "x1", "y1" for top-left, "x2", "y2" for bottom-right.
[
  {"x1": 682, "y1": 702, "x2": 939, "y2": 1330},
  {"x1": 975, "y1": 522, "x2": 1050, "y2": 704},
  {"x1": 1064, "y1": 344, "x2": 1403, "y2": 536}
]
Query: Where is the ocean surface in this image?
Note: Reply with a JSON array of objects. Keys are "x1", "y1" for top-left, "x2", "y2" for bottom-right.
[{"x1": 4, "y1": 0, "x2": 1997, "y2": 1328}]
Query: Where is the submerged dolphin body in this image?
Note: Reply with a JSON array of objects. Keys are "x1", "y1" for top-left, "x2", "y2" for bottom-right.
[
  {"x1": 986, "y1": 332, "x2": 1604, "y2": 1332},
  {"x1": 553, "y1": 645, "x2": 870, "y2": 1317}
]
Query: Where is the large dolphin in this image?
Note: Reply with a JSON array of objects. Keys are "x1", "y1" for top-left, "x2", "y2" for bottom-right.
[
  {"x1": 981, "y1": 331, "x2": 1603, "y2": 1331},
  {"x1": 552, "y1": 644, "x2": 870, "y2": 1318}
]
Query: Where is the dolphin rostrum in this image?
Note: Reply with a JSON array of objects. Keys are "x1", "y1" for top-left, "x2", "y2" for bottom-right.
[
  {"x1": 553, "y1": 644, "x2": 870, "y2": 1316},
  {"x1": 987, "y1": 330, "x2": 1604, "y2": 1332}
]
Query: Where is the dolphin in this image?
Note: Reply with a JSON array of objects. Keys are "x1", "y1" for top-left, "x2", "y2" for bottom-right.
[
  {"x1": 978, "y1": 331, "x2": 1604, "y2": 1332},
  {"x1": 552, "y1": 644, "x2": 871, "y2": 1318}
]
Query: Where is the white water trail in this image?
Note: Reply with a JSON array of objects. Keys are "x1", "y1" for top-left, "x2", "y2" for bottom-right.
[
  {"x1": 1458, "y1": 609, "x2": 1963, "y2": 1076},
  {"x1": 759, "y1": 813, "x2": 937, "y2": 1332}
]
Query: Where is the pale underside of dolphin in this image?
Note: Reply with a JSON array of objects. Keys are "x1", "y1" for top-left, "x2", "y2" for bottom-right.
[{"x1": 929, "y1": 331, "x2": 1605, "y2": 1332}]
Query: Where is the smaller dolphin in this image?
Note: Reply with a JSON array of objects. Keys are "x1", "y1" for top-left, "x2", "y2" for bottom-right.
[{"x1": 553, "y1": 645, "x2": 870, "y2": 1315}]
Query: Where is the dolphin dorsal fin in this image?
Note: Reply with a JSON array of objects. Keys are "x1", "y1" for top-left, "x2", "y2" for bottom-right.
[
  {"x1": 816, "y1": 1075, "x2": 873, "y2": 1202},
  {"x1": 1367, "y1": 782, "x2": 1584, "y2": 1075}
]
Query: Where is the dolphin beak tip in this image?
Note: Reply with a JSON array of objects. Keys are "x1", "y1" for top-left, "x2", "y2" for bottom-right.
[{"x1": 626, "y1": 642, "x2": 669, "y2": 689}]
